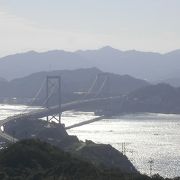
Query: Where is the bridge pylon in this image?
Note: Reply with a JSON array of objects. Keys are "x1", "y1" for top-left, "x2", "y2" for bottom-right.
[{"x1": 46, "y1": 76, "x2": 62, "y2": 123}]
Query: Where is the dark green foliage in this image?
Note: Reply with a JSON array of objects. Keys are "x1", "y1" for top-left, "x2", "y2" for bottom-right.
[
  {"x1": 0, "y1": 139, "x2": 178, "y2": 180},
  {"x1": 0, "y1": 139, "x2": 102, "y2": 179},
  {"x1": 0, "y1": 139, "x2": 77, "y2": 169}
]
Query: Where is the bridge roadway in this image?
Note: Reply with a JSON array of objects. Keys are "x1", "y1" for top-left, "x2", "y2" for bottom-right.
[{"x1": 0, "y1": 96, "x2": 122, "y2": 143}]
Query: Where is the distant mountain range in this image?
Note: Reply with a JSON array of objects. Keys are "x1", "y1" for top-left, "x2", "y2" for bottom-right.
[
  {"x1": 0, "y1": 68, "x2": 149, "y2": 102},
  {"x1": 156, "y1": 78, "x2": 180, "y2": 87},
  {"x1": 0, "y1": 46, "x2": 180, "y2": 82},
  {"x1": 1, "y1": 67, "x2": 180, "y2": 114},
  {"x1": 111, "y1": 83, "x2": 180, "y2": 114}
]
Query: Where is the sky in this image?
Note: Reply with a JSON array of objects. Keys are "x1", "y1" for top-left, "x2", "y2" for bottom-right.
[{"x1": 0, "y1": 0, "x2": 180, "y2": 56}]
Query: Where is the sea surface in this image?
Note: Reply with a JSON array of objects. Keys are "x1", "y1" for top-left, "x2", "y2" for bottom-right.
[{"x1": 0, "y1": 104, "x2": 180, "y2": 178}]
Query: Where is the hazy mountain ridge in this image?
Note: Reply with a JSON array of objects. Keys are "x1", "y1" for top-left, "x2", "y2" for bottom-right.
[
  {"x1": 119, "y1": 83, "x2": 180, "y2": 114},
  {"x1": 159, "y1": 78, "x2": 180, "y2": 87},
  {"x1": 0, "y1": 68, "x2": 149, "y2": 101},
  {"x1": 0, "y1": 47, "x2": 180, "y2": 81},
  {"x1": 0, "y1": 50, "x2": 91, "y2": 80}
]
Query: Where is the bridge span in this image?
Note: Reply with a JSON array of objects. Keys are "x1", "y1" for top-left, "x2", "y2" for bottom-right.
[{"x1": 0, "y1": 96, "x2": 122, "y2": 143}]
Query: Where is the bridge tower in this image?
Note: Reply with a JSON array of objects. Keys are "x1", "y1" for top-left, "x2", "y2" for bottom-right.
[
  {"x1": 46, "y1": 76, "x2": 62, "y2": 123},
  {"x1": 96, "y1": 73, "x2": 113, "y2": 115}
]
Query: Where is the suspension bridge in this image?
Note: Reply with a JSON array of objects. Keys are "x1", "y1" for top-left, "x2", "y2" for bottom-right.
[{"x1": 0, "y1": 73, "x2": 123, "y2": 143}]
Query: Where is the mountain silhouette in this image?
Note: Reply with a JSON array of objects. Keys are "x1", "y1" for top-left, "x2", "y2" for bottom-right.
[{"x1": 0, "y1": 46, "x2": 180, "y2": 81}]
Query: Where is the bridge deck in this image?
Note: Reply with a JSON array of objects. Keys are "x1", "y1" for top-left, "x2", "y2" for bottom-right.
[{"x1": 0, "y1": 96, "x2": 121, "y2": 142}]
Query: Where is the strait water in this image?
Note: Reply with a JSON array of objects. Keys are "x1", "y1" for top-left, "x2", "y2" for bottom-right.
[{"x1": 0, "y1": 104, "x2": 180, "y2": 178}]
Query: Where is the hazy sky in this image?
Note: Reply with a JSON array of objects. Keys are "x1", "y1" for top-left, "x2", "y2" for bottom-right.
[{"x1": 0, "y1": 0, "x2": 180, "y2": 56}]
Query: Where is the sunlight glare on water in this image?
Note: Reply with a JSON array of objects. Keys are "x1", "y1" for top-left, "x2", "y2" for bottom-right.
[
  {"x1": 0, "y1": 104, "x2": 180, "y2": 178},
  {"x1": 0, "y1": 104, "x2": 41, "y2": 121},
  {"x1": 61, "y1": 111, "x2": 180, "y2": 178}
]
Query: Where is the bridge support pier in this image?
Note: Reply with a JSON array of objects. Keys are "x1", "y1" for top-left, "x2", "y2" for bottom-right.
[{"x1": 46, "y1": 76, "x2": 62, "y2": 123}]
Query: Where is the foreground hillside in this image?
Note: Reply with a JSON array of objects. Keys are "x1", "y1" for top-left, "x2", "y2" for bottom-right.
[
  {"x1": 0, "y1": 139, "x2": 177, "y2": 180},
  {"x1": 0, "y1": 139, "x2": 103, "y2": 180},
  {"x1": 4, "y1": 118, "x2": 137, "y2": 173}
]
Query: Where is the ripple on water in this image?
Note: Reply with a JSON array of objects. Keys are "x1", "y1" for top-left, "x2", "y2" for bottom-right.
[{"x1": 0, "y1": 105, "x2": 180, "y2": 178}]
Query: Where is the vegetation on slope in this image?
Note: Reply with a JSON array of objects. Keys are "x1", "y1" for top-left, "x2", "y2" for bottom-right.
[
  {"x1": 0, "y1": 139, "x2": 179, "y2": 180},
  {"x1": 4, "y1": 118, "x2": 136, "y2": 172}
]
